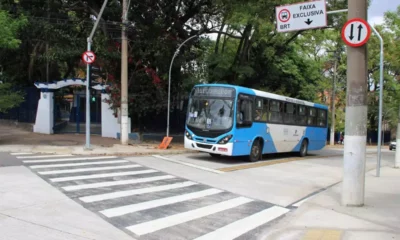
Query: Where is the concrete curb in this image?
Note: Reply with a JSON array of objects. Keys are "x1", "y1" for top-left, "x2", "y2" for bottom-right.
[{"x1": 0, "y1": 144, "x2": 197, "y2": 156}]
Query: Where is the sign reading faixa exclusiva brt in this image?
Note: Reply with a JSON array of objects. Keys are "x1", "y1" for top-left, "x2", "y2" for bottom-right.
[{"x1": 275, "y1": 0, "x2": 327, "y2": 33}]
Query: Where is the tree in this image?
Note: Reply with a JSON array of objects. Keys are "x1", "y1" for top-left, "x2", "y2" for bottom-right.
[{"x1": 0, "y1": 9, "x2": 26, "y2": 113}]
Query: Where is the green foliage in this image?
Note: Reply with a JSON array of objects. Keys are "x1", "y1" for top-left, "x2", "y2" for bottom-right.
[
  {"x1": 0, "y1": 83, "x2": 24, "y2": 113},
  {"x1": 0, "y1": 10, "x2": 27, "y2": 49}
]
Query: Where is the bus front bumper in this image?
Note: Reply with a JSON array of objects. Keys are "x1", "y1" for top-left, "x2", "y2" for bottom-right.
[{"x1": 184, "y1": 138, "x2": 233, "y2": 156}]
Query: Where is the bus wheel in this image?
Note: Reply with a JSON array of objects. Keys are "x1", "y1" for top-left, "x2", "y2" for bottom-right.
[
  {"x1": 249, "y1": 140, "x2": 261, "y2": 162},
  {"x1": 299, "y1": 140, "x2": 308, "y2": 157}
]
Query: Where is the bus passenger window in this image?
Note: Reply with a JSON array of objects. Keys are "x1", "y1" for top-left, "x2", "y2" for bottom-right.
[
  {"x1": 261, "y1": 99, "x2": 269, "y2": 121},
  {"x1": 237, "y1": 96, "x2": 253, "y2": 127},
  {"x1": 317, "y1": 109, "x2": 327, "y2": 127},
  {"x1": 269, "y1": 100, "x2": 282, "y2": 123},
  {"x1": 298, "y1": 105, "x2": 307, "y2": 125}
]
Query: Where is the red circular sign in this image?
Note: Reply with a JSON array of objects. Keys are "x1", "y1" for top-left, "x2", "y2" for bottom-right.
[
  {"x1": 278, "y1": 9, "x2": 291, "y2": 23},
  {"x1": 341, "y1": 18, "x2": 371, "y2": 47},
  {"x1": 82, "y1": 51, "x2": 96, "y2": 64}
]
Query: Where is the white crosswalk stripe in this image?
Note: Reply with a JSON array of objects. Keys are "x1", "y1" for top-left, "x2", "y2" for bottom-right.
[
  {"x1": 38, "y1": 164, "x2": 141, "y2": 175},
  {"x1": 17, "y1": 154, "x2": 73, "y2": 159},
  {"x1": 23, "y1": 156, "x2": 117, "y2": 163},
  {"x1": 193, "y1": 206, "x2": 290, "y2": 240},
  {"x1": 100, "y1": 188, "x2": 224, "y2": 217},
  {"x1": 79, "y1": 181, "x2": 198, "y2": 203},
  {"x1": 50, "y1": 169, "x2": 158, "y2": 182},
  {"x1": 23, "y1": 153, "x2": 290, "y2": 239},
  {"x1": 126, "y1": 197, "x2": 253, "y2": 235},
  {"x1": 30, "y1": 160, "x2": 129, "y2": 169},
  {"x1": 10, "y1": 152, "x2": 33, "y2": 155},
  {"x1": 63, "y1": 175, "x2": 176, "y2": 191}
]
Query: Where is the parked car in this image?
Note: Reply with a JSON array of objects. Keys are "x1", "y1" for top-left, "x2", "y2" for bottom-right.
[{"x1": 389, "y1": 141, "x2": 396, "y2": 151}]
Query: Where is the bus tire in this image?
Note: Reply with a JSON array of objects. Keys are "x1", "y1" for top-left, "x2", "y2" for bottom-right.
[
  {"x1": 299, "y1": 139, "x2": 308, "y2": 157},
  {"x1": 249, "y1": 140, "x2": 261, "y2": 162}
]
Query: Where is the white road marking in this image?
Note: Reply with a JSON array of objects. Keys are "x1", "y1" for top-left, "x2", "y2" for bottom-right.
[
  {"x1": 101, "y1": 188, "x2": 223, "y2": 217},
  {"x1": 292, "y1": 196, "x2": 313, "y2": 207},
  {"x1": 30, "y1": 160, "x2": 128, "y2": 169},
  {"x1": 10, "y1": 152, "x2": 33, "y2": 155},
  {"x1": 17, "y1": 154, "x2": 73, "y2": 159},
  {"x1": 23, "y1": 156, "x2": 117, "y2": 163},
  {"x1": 38, "y1": 164, "x2": 141, "y2": 175},
  {"x1": 152, "y1": 155, "x2": 225, "y2": 174},
  {"x1": 126, "y1": 196, "x2": 253, "y2": 236},
  {"x1": 50, "y1": 169, "x2": 158, "y2": 182},
  {"x1": 194, "y1": 206, "x2": 290, "y2": 240},
  {"x1": 80, "y1": 181, "x2": 198, "y2": 203},
  {"x1": 63, "y1": 175, "x2": 176, "y2": 191}
]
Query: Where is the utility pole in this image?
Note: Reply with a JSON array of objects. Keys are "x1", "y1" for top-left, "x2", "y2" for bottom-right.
[
  {"x1": 395, "y1": 106, "x2": 400, "y2": 168},
  {"x1": 120, "y1": 0, "x2": 129, "y2": 145},
  {"x1": 330, "y1": 56, "x2": 337, "y2": 146},
  {"x1": 342, "y1": 0, "x2": 368, "y2": 206},
  {"x1": 46, "y1": 0, "x2": 49, "y2": 82}
]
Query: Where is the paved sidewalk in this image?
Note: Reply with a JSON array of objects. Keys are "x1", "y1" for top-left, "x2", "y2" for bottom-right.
[
  {"x1": 0, "y1": 125, "x2": 194, "y2": 156},
  {"x1": 0, "y1": 166, "x2": 135, "y2": 240},
  {"x1": 262, "y1": 166, "x2": 400, "y2": 240}
]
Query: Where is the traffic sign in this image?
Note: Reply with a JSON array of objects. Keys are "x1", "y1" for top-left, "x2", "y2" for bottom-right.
[
  {"x1": 275, "y1": 0, "x2": 327, "y2": 33},
  {"x1": 82, "y1": 51, "x2": 96, "y2": 64},
  {"x1": 341, "y1": 18, "x2": 371, "y2": 47}
]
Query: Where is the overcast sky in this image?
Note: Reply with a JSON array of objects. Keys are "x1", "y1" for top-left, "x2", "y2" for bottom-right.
[{"x1": 368, "y1": 0, "x2": 400, "y2": 25}]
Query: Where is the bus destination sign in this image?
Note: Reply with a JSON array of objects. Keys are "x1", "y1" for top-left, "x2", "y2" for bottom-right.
[{"x1": 193, "y1": 87, "x2": 235, "y2": 98}]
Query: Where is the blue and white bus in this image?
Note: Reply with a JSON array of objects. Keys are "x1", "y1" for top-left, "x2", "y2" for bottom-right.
[{"x1": 184, "y1": 84, "x2": 328, "y2": 162}]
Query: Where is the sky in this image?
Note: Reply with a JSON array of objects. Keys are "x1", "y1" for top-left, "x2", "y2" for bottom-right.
[{"x1": 368, "y1": 0, "x2": 400, "y2": 25}]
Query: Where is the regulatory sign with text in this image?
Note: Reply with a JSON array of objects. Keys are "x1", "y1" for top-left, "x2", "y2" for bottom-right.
[
  {"x1": 341, "y1": 18, "x2": 371, "y2": 47},
  {"x1": 82, "y1": 51, "x2": 96, "y2": 64},
  {"x1": 275, "y1": 0, "x2": 327, "y2": 33}
]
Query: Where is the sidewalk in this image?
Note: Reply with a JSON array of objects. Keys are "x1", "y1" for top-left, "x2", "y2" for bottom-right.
[
  {"x1": 0, "y1": 124, "x2": 194, "y2": 156},
  {"x1": 263, "y1": 166, "x2": 400, "y2": 240}
]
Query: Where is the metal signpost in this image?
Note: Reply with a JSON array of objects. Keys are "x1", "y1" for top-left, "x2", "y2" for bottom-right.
[
  {"x1": 84, "y1": 0, "x2": 108, "y2": 150},
  {"x1": 275, "y1": 0, "x2": 327, "y2": 32}
]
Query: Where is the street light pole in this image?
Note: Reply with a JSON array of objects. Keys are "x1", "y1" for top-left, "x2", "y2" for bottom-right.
[
  {"x1": 167, "y1": 34, "x2": 199, "y2": 137},
  {"x1": 330, "y1": 57, "x2": 337, "y2": 146},
  {"x1": 85, "y1": 0, "x2": 108, "y2": 150},
  {"x1": 395, "y1": 106, "x2": 400, "y2": 168}
]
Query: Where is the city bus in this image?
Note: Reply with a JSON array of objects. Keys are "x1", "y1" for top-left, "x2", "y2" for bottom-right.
[{"x1": 184, "y1": 84, "x2": 328, "y2": 162}]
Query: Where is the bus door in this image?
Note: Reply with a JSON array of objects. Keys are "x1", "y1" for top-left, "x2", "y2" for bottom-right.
[{"x1": 234, "y1": 94, "x2": 255, "y2": 156}]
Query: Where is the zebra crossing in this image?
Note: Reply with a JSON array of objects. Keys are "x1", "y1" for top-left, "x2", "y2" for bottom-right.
[{"x1": 17, "y1": 152, "x2": 290, "y2": 240}]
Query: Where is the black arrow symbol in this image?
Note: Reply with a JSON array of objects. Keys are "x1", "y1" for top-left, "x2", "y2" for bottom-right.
[
  {"x1": 357, "y1": 24, "x2": 363, "y2": 41},
  {"x1": 305, "y1": 19, "x2": 313, "y2": 25},
  {"x1": 349, "y1": 24, "x2": 354, "y2": 40}
]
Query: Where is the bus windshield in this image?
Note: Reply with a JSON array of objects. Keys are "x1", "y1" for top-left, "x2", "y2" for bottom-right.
[
  {"x1": 186, "y1": 86, "x2": 235, "y2": 131},
  {"x1": 186, "y1": 98, "x2": 234, "y2": 131}
]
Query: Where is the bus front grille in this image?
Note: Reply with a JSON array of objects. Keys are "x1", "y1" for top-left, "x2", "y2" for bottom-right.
[{"x1": 196, "y1": 143, "x2": 213, "y2": 149}]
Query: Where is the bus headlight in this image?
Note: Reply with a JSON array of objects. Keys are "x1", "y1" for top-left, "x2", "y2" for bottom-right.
[
  {"x1": 185, "y1": 131, "x2": 193, "y2": 140},
  {"x1": 218, "y1": 135, "x2": 232, "y2": 144}
]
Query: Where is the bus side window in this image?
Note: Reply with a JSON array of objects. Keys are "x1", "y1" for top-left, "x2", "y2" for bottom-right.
[
  {"x1": 307, "y1": 107, "x2": 317, "y2": 126},
  {"x1": 254, "y1": 97, "x2": 263, "y2": 121},
  {"x1": 269, "y1": 100, "x2": 282, "y2": 123},
  {"x1": 317, "y1": 109, "x2": 327, "y2": 127},
  {"x1": 237, "y1": 95, "x2": 253, "y2": 127},
  {"x1": 298, "y1": 105, "x2": 307, "y2": 125},
  {"x1": 284, "y1": 103, "x2": 295, "y2": 124},
  {"x1": 261, "y1": 99, "x2": 269, "y2": 121}
]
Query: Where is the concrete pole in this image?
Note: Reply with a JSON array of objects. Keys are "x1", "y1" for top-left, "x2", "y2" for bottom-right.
[
  {"x1": 120, "y1": 0, "x2": 129, "y2": 145},
  {"x1": 330, "y1": 59, "x2": 337, "y2": 145},
  {"x1": 395, "y1": 106, "x2": 400, "y2": 168},
  {"x1": 341, "y1": 0, "x2": 368, "y2": 207}
]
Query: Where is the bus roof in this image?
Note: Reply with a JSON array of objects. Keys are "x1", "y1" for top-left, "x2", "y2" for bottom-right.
[{"x1": 193, "y1": 83, "x2": 328, "y2": 109}]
